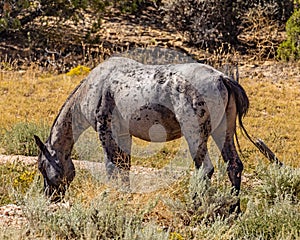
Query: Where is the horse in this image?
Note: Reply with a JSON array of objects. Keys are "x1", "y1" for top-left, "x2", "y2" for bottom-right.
[{"x1": 34, "y1": 57, "x2": 281, "y2": 211}]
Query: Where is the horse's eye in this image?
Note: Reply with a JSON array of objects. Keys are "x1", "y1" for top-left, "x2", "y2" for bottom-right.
[
  {"x1": 38, "y1": 160, "x2": 44, "y2": 170},
  {"x1": 38, "y1": 162, "x2": 47, "y2": 176}
]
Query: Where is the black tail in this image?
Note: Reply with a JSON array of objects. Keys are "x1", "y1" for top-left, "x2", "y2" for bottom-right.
[{"x1": 222, "y1": 77, "x2": 283, "y2": 166}]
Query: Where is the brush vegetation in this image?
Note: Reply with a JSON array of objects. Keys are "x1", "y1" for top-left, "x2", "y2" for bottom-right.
[
  {"x1": 277, "y1": 8, "x2": 300, "y2": 61},
  {"x1": 0, "y1": 160, "x2": 299, "y2": 239}
]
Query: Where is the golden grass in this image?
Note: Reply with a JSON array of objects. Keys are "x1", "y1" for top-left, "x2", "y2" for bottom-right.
[
  {"x1": 0, "y1": 68, "x2": 83, "y2": 128},
  {"x1": 239, "y1": 75, "x2": 300, "y2": 168},
  {"x1": 0, "y1": 61, "x2": 299, "y2": 169}
]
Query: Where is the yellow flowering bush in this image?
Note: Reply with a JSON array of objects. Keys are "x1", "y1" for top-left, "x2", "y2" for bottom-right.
[{"x1": 66, "y1": 65, "x2": 91, "y2": 76}]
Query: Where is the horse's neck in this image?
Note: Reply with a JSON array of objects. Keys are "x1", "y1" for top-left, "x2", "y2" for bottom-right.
[
  {"x1": 49, "y1": 80, "x2": 90, "y2": 153},
  {"x1": 49, "y1": 103, "x2": 75, "y2": 154}
]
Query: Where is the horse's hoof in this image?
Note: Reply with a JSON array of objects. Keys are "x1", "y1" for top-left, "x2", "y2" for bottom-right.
[{"x1": 229, "y1": 201, "x2": 242, "y2": 215}]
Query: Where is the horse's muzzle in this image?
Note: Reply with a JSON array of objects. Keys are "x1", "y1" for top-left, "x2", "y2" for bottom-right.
[{"x1": 44, "y1": 180, "x2": 67, "y2": 203}]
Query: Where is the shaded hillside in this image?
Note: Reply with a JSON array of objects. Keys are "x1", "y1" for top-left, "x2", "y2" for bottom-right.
[{"x1": 0, "y1": 1, "x2": 291, "y2": 72}]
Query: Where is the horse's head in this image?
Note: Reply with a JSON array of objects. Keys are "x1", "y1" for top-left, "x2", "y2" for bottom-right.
[{"x1": 34, "y1": 135, "x2": 74, "y2": 202}]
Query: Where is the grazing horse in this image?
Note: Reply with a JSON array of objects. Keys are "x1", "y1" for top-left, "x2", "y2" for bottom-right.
[{"x1": 34, "y1": 57, "x2": 280, "y2": 211}]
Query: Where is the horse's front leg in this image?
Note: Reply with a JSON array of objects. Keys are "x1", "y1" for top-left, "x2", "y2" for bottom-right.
[
  {"x1": 98, "y1": 118, "x2": 132, "y2": 189},
  {"x1": 184, "y1": 120, "x2": 214, "y2": 179},
  {"x1": 96, "y1": 93, "x2": 132, "y2": 190}
]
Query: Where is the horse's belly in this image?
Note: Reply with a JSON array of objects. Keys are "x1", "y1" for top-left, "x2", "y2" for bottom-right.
[{"x1": 128, "y1": 104, "x2": 182, "y2": 142}]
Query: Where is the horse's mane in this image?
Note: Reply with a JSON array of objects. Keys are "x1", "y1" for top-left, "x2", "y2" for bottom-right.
[{"x1": 48, "y1": 78, "x2": 87, "y2": 138}]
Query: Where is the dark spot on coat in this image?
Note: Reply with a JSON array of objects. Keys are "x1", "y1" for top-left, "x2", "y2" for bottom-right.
[
  {"x1": 158, "y1": 79, "x2": 166, "y2": 84},
  {"x1": 176, "y1": 85, "x2": 185, "y2": 93},
  {"x1": 199, "y1": 109, "x2": 206, "y2": 118}
]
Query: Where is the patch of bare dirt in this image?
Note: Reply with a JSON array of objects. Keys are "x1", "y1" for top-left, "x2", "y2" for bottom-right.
[
  {"x1": 239, "y1": 61, "x2": 300, "y2": 82},
  {"x1": 0, "y1": 204, "x2": 27, "y2": 229},
  {"x1": 0, "y1": 154, "x2": 37, "y2": 165}
]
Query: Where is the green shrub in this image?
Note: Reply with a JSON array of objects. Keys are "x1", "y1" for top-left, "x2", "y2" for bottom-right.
[
  {"x1": 163, "y1": 0, "x2": 240, "y2": 50},
  {"x1": 256, "y1": 164, "x2": 300, "y2": 202},
  {"x1": 0, "y1": 122, "x2": 50, "y2": 156},
  {"x1": 234, "y1": 199, "x2": 300, "y2": 239},
  {"x1": 163, "y1": 0, "x2": 294, "y2": 50},
  {"x1": 116, "y1": 0, "x2": 148, "y2": 13},
  {"x1": 277, "y1": 9, "x2": 300, "y2": 61},
  {"x1": 242, "y1": 0, "x2": 294, "y2": 23},
  {"x1": 18, "y1": 188, "x2": 169, "y2": 239}
]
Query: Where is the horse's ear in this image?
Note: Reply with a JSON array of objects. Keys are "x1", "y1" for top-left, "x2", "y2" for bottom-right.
[
  {"x1": 34, "y1": 135, "x2": 53, "y2": 161},
  {"x1": 34, "y1": 135, "x2": 45, "y2": 152}
]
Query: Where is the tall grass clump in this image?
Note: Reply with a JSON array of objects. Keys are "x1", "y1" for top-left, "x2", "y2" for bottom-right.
[
  {"x1": 187, "y1": 169, "x2": 239, "y2": 220},
  {"x1": 162, "y1": 161, "x2": 300, "y2": 239},
  {"x1": 0, "y1": 122, "x2": 50, "y2": 156},
  {"x1": 233, "y1": 198, "x2": 300, "y2": 239},
  {"x1": 163, "y1": 165, "x2": 238, "y2": 239}
]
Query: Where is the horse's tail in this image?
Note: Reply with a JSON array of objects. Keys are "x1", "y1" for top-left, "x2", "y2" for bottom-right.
[{"x1": 222, "y1": 77, "x2": 283, "y2": 166}]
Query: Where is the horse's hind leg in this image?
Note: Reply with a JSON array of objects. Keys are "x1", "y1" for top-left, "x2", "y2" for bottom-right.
[
  {"x1": 212, "y1": 95, "x2": 243, "y2": 212},
  {"x1": 181, "y1": 117, "x2": 214, "y2": 208},
  {"x1": 173, "y1": 100, "x2": 213, "y2": 177},
  {"x1": 182, "y1": 119, "x2": 214, "y2": 178}
]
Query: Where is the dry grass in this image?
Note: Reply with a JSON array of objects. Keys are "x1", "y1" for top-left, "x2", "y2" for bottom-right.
[
  {"x1": 238, "y1": 65, "x2": 300, "y2": 169},
  {"x1": 1, "y1": 160, "x2": 299, "y2": 239},
  {"x1": 0, "y1": 66, "x2": 83, "y2": 129}
]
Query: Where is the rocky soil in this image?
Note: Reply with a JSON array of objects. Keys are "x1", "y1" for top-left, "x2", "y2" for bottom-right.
[{"x1": 0, "y1": 204, "x2": 27, "y2": 229}]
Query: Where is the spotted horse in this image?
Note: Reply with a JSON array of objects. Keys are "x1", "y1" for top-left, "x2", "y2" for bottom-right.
[{"x1": 34, "y1": 57, "x2": 282, "y2": 212}]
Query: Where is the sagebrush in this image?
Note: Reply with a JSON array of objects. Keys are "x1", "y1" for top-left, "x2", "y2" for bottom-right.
[{"x1": 1, "y1": 162, "x2": 299, "y2": 239}]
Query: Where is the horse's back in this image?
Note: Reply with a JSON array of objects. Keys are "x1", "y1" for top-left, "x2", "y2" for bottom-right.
[{"x1": 78, "y1": 57, "x2": 230, "y2": 136}]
